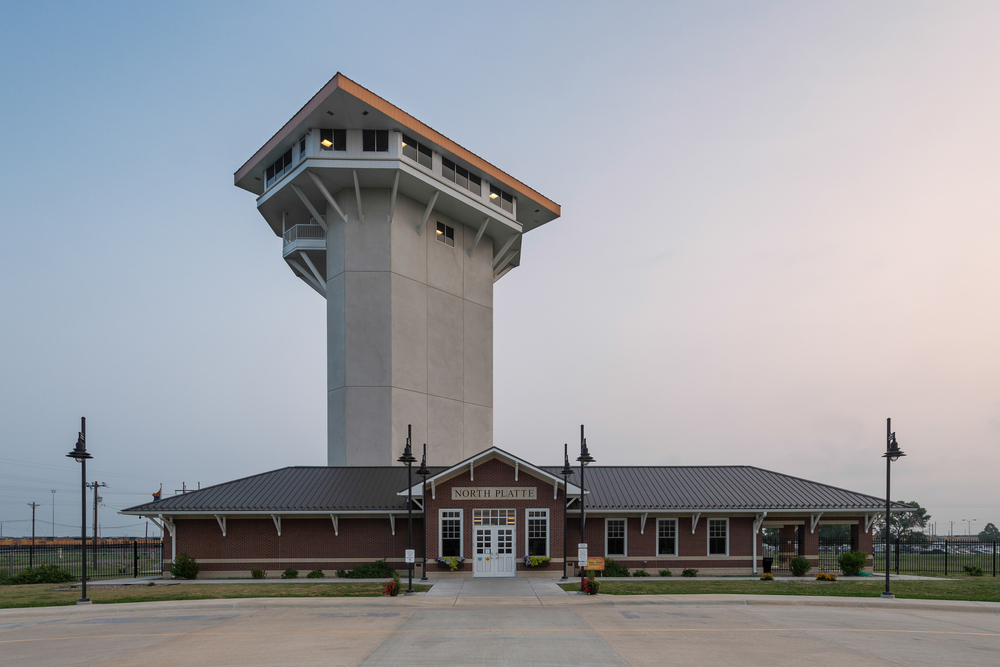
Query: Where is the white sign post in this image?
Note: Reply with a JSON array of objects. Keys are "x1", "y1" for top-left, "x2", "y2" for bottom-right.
[
  {"x1": 405, "y1": 549, "x2": 415, "y2": 564},
  {"x1": 577, "y1": 543, "x2": 588, "y2": 568}
]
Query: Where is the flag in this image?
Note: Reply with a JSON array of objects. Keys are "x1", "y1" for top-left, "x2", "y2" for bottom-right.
[{"x1": 152, "y1": 485, "x2": 162, "y2": 501}]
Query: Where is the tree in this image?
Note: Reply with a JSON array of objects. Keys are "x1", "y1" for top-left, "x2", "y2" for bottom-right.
[
  {"x1": 978, "y1": 522, "x2": 1000, "y2": 543},
  {"x1": 873, "y1": 501, "x2": 931, "y2": 542}
]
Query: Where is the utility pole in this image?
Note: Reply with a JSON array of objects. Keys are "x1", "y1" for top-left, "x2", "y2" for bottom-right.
[
  {"x1": 51, "y1": 490, "x2": 57, "y2": 539},
  {"x1": 86, "y1": 482, "x2": 107, "y2": 567},
  {"x1": 28, "y1": 502, "x2": 40, "y2": 568}
]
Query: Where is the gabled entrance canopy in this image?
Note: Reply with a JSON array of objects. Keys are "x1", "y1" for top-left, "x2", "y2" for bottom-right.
[{"x1": 397, "y1": 447, "x2": 583, "y2": 499}]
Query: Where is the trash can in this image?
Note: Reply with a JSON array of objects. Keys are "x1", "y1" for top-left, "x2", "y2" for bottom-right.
[{"x1": 762, "y1": 558, "x2": 773, "y2": 574}]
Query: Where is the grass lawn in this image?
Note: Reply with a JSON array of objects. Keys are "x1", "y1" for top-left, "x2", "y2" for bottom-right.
[
  {"x1": 559, "y1": 576, "x2": 1000, "y2": 602},
  {"x1": 0, "y1": 581, "x2": 431, "y2": 609}
]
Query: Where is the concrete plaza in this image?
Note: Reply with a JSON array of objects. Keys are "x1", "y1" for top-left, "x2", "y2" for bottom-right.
[{"x1": 1, "y1": 585, "x2": 998, "y2": 666}]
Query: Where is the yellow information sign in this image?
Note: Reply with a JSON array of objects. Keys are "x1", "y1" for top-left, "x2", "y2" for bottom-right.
[{"x1": 586, "y1": 557, "x2": 605, "y2": 571}]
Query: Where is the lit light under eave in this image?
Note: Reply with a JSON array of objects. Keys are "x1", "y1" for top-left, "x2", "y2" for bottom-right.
[
  {"x1": 490, "y1": 193, "x2": 499, "y2": 199},
  {"x1": 321, "y1": 139, "x2": 333, "y2": 147}
]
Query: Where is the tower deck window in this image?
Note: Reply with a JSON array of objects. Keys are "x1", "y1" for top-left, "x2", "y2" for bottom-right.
[
  {"x1": 264, "y1": 148, "x2": 294, "y2": 189},
  {"x1": 320, "y1": 129, "x2": 346, "y2": 152},
  {"x1": 442, "y1": 157, "x2": 482, "y2": 196},
  {"x1": 436, "y1": 222, "x2": 454, "y2": 247},
  {"x1": 298, "y1": 136, "x2": 307, "y2": 161},
  {"x1": 490, "y1": 185, "x2": 515, "y2": 214},
  {"x1": 363, "y1": 129, "x2": 389, "y2": 152},
  {"x1": 401, "y1": 134, "x2": 433, "y2": 169}
]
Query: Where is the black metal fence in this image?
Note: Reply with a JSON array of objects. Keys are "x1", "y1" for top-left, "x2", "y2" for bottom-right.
[
  {"x1": 1, "y1": 541, "x2": 162, "y2": 581},
  {"x1": 762, "y1": 535, "x2": 998, "y2": 577},
  {"x1": 874, "y1": 539, "x2": 998, "y2": 577}
]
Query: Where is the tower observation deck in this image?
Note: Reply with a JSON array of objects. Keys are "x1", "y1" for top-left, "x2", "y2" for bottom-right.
[{"x1": 234, "y1": 73, "x2": 561, "y2": 467}]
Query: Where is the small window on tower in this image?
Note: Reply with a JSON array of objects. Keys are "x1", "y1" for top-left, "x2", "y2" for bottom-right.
[
  {"x1": 320, "y1": 129, "x2": 346, "y2": 152},
  {"x1": 436, "y1": 222, "x2": 454, "y2": 247},
  {"x1": 490, "y1": 184, "x2": 515, "y2": 214},
  {"x1": 299, "y1": 136, "x2": 307, "y2": 161},
  {"x1": 363, "y1": 129, "x2": 389, "y2": 152}
]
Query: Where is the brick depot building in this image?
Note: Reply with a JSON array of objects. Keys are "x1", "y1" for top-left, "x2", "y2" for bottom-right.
[{"x1": 122, "y1": 447, "x2": 903, "y2": 578}]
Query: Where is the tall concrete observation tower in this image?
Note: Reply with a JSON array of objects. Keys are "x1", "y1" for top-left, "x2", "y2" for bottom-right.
[{"x1": 234, "y1": 74, "x2": 560, "y2": 467}]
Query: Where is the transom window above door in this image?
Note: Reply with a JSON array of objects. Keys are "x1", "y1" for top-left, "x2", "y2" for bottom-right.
[{"x1": 473, "y1": 509, "x2": 516, "y2": 525}]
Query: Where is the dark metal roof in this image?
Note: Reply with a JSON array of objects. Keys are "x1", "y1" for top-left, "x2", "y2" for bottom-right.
[
  {"x1": 123, "y1": 462, "x2": 904, "y2": 515},
  {"x1": 122, "y1": 467, "x2": 448, "y2": 514},
  {"x1": 541, "y1": 466, "x2": 906, "y2": 511}
]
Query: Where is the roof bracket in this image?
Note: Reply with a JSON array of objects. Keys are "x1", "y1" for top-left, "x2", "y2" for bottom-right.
[
  {"x1": 753, "y1": 512, "x2": 768, "y2": 534},
  {"x1": 469, "y1": 461, "x2": 474, "y2": 482},
  {"x1": 864, "y1": 513, "x2": 878, "y2": 534},
  {"x1": 691, "y1": 513, "x2": 701, "y2": 534},
  {"x1": 810, "y1": 513, "x2": 823, "y2": 534},
  {"x1": 388, "y1": 171, "x2": 399, "y2": 224},
  {"x1": 492, "y1": 234, "x2": 518, "y2": 268},
  {"x1": 468, "y1": 217, "x2": 489, "y2": 257},
  {"x1": 291, "y1": 183, "x2": 327, "y2": 232},
  {"x1": 413, "y1": 497, "x2": 424, "y2": 511},
  {"x1": 352, "y1": 169, "x2": 364, "y2": 224},
  {"x1": 640, "y1": 513, "x2": 648, "y2": 535},
  {"x1": 299, "y1": 251, "x2": 325, "y2": 287},
  {"x1": 388, "y1": 513, "x2": 395, "y2": 536},
  {"x1": 553, "y1": 478, "x2": 558, "y2": 500},
  {"x1": 330, "y1": 514, "x2": 339, "y2": 536},
  {"x1": 307, "y1": 170, "x2": 346, "y2": 224},
  {"x1": 514, "y1": 462, "x2": 519, "y2": 482},
  {"x1": 214, "y1": 515, "x2": 226, "y2": 537},
  {"x1": 416, "y1": 191, "x2": 438, "y2": 236},
  {"x1": 287, "y1": 259, "x2": 326, "y2": 296},
  {"x1": 431, "y1": 479, "x2": 436, "y2": 500},
  {"x1": 271, "y1": 514, "x2": 281, "y2": 536}
]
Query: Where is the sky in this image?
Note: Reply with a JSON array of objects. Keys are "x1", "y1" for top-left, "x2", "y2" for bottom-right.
[{"x1": 0, "y1": 1, "x2": 997, "y2": 539}]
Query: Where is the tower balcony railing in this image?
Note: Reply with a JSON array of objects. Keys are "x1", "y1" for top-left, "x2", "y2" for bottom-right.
[{"x1": 283, "y1": 224, "x2": 326, "y2": 247}]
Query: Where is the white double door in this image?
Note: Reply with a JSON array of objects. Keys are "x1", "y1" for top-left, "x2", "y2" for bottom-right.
[{"x1": 474, "y1": 526, "x2": 516, "y2": 577}]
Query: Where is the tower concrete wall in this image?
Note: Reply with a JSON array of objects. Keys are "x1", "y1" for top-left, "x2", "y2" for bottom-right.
[{"x1": 326, "y1": 188, "x2": 493, "y2": 466}]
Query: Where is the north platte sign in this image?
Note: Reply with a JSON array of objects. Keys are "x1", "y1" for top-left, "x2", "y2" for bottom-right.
[{"x1": 451, "y1": 487, "x2": 537, "y2": 500}]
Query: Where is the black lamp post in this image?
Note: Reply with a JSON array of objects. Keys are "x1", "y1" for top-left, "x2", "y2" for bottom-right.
[
  {"x1": 417, "y1": 443, "x2": 430, "y2": 582},
  {"x1": 66, "y1": 417, "x2": 92, "y2": 604},
  {"x1": 560, "y1": 443, "x2": 573, "y2": 581},
  {"x1": 881, "y1": 418, "x2": 905, "y2": 599},
  {"x1": 397, "y1": 425, "x2": 417, "y2": 595},
  {"x1": 577, "y1": 425, "x2": 595, "y2": 583}
]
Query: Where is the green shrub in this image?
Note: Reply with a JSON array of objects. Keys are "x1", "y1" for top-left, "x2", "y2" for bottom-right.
[
  {"x1": 250, "y1": 567, "x2": 267, "y2": 579},
  {"x1": 837, "y1": 550, "x2": 868, "y2": 576},
  {"x1": 603, "y1": 558, "x2": 630, "y2": 577},
  {"x1": 632, "y1": 569, "x2": 649, "y2": 577},
  {"x1": 964, "y1": 565, "x2": 984, "y2": 577},
  {"x1": 789, "y1": 556, "x2": 812, "y2": 577},
  {"x1": 147, "y1": 580, "x2": 156, "y2": 586},
  {"x1": 345, "y1": 559, "x2": 397, "y2": 579},
  {"x1": 335, "y1": 569, "x2": 347, "y2": 578},
  {"x1": 170, "y1": 553, "x2": 200, "y2": 580},
  {"x1": 281, "y1": 568, "x2": 299, "y2": 579},
  {"x1": 658, "y1": 568, "x2": 672, "y2": 577},
  {"x1": 307, "y1": 569, "x2": 325, "y2": 579},
  {"x1": 681, "y1": 568, "x2": 698, "y2": 577},
  {"x1": 4, "y1": 565, "x2": 75, "y2": 585}
]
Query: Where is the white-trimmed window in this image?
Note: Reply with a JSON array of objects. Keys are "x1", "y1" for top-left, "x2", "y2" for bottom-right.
[
  {"x1": 401, "y1": 134, "x2": 433, "y2": 169},
  {"x1": 436, "y1": 221, "x2": 455, "y2": 247},
  {"x1": 265, "y1": 148, "x2": 294, "y2": 189},
  {"x1": 440, "y1": 509, "x2": 462, "y2": 558},
  {"x1": 442, "y1": 157, "x2": 482, "y2": 196},
  {"x1": 320, "y1": 128, "x2": 346, "y2": 152},
  {"x1": 489, "y1": 184, "x2": 515, "y2": 214},
  {"x1": 298, "y1": 135, "x2": 308, "y2": 162},
  {"x1": 526, "y1": 509, "x2": 549, "y2": 557},
  {"x1": 606, "y1": 518, "x2": 627, "y2": 557},
  {"x1": 657, "y1": 518, "x2": 677, "y2": 557},
  {"x1": 708, "y1": 518, "x2": 729, "y2": 556},
  {"x1": 363, "y1": 129, "x2": 389, "y2": 152}
]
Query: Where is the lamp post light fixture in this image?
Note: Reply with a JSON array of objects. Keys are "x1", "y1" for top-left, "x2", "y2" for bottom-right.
[
  {"x1": 397, "y1": 425, "x2": 417, "y2": 596},
  {"x1": 961, "y1": 519, "x2": 977, "y2": 538},
  {"x1": 417, "y1": 443, "x2": 430, "y2": 582},
  {"x1": 560, "y1": 443, "x2": 573, "y2": 581},
  {"x1": 65, "y1": 417, "x2": 92, "y2": 604},
  {"x1": 577, "y1": 425, "x2": 595, "y2": 584},
  {"x1": 881, "y1": 418, "x2": 905, "y2": 599}
]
